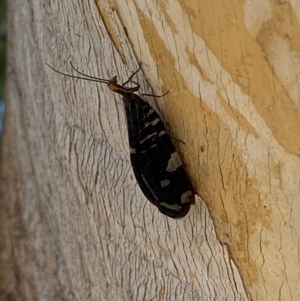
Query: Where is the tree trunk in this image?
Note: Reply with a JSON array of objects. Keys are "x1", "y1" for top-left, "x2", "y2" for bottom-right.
[{"x1": 1, "y1": 0, "x2": 299, "y2": 300}]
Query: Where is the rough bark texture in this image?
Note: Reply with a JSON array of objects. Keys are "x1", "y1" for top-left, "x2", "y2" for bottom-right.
[{"x1": 1, "y1": 0, "x2": 299, "y2": 301}]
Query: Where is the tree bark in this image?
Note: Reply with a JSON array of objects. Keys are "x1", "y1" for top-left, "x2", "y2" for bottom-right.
[{"x1": 1, "y1": 0, "x2": 299, "y2": 300}]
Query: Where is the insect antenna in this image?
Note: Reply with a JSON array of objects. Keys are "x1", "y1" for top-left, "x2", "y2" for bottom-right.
[
  {"x1": 70, "y1": 63, "x2": 111, "y2": 83},
  {"x1": 46, "y1": 63, "x2": 110, "y2": 84}
]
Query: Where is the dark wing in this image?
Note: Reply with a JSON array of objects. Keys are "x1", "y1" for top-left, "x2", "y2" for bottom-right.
[{"x1": 123, "y1": 94, "x2": 194, "y2": 218}]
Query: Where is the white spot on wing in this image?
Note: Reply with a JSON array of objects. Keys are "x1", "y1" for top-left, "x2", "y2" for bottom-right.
[
  {"x1": 138, "y1": 122, "x2": 151, "y2": 133},
  {"x1": 166, "y1": 152, "x2": 183, "y2": 172},
  {"x1": 130, "y1": 147, "x2": 136, "y2": 154},
  {"x1": 146, "y1": 109, "x2": 156, "y2": 117},
  {"x1": 151, "y1": 118, "x2": 160, "y2": 126},
  {"x1": 159, "y1": 130, "x2": 167, "y2": 137},
  {"x1": 181, "y1": 191, "x2": 192, "y2": 203},
  {"x1": 160, "y1": 179, "x2": 171, "y2": 187},
  {"x1": 160, "y1": 202, "x2": 181, "y2": 211},
  {"x1": 140, "y1": 132, "x2": 156, "y2": 144}
]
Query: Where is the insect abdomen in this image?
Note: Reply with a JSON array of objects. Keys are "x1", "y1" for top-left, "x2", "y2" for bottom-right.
[{"x1": 123, "y1": 94, "x2": 194, "y2": 218}]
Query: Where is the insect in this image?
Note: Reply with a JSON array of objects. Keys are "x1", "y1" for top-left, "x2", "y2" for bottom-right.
[{"x1": 47, "y1": 63, "x2": 195, "y2": 218}]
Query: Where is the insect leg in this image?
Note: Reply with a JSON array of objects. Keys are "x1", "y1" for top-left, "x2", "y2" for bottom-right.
[{"x1": 141, "y1": 91, "x2": 169, "y2": 98}]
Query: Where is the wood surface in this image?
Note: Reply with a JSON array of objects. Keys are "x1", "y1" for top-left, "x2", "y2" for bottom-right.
[{"x1": 1, "y1": 0, "x2": 300, "y2": 300}]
